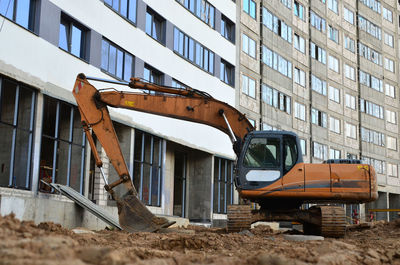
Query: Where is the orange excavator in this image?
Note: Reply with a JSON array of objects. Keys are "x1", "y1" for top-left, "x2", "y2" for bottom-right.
[{"x1": 73, "y1": 73, "x2": 378, "y2": 237}]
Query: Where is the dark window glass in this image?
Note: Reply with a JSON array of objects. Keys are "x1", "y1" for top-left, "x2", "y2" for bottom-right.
[
  {"x1": 213, "y1": 158, "x2": 234, "y2": 214},
  {"x1": 145, "y1": 8, "x2": 165, "y2": 43},
  {"x1": 220, "y1": 60, "x2": 234, "y2": 86},
  {"x1": 144, "y1": 65, "x2": 163, "y2": 85},
  {"x1": 0, "y1": 0, "x2": 36, "y2": 31},
  {"x1": 105, "y1": 0, "x2": 137, "y2": 23},
  {"x1": 176, "y1": 0, "x2": 215, "y2": 28},
  {"x1": 0, "y1": 78, "x2": 36, "y2": 190},
  {"x1": 133, "y1": 130, "x2": 163, "y2": 206},
  {"x1": 244, "y1": 138, "x2": 281, "y2": 168},
  {"x1": 221, "y1": 15, "x2": 235, "y2": 43},
  {"x1": 58, "y1": 15, "x2": 87, "y2": 60},
  {"x1": 101, "y1": 39, "x2": 134, "y2": 81},
  {"x1": 39, "y1": 96, "x2": 85, "y2": 194}
]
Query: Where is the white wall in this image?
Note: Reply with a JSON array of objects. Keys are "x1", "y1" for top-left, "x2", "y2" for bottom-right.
[{"x1": 0, "y1": 0, "x2": 236, "y2": 159}]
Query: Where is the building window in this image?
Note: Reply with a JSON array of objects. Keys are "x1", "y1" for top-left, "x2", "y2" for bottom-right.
[
  {"x1": 248, "y1": 119, "x2": 256, "y2": 128},
  {"x1": 262, "y1": 8, "x2": 292, "y2": 43},
  {"x1": 294, "y1": 33, "x2": 305, "y2": 53},
  {"x1": 345, "y1": 123, "x2": 357, "y2": 139},
  {"x1": 343, "y1": 7, "x2": 354, "y2": 24},
  {"x1": 328, "y1": 25, "x2": 339, "y2": 43},
  {"x1": 385, "y1": 83, "x2": 395, "y2": 98},
  {"x1": 133, "y1": 130, "x2": 163, "y2": 206},
  {"x1": 311, "y1": 108, "x2": 327, "y2": 128},
  {"x1": 294, "y1": 1, "x2": 305, "y2": 20},
  {"x1": 384, "y1": 58, "x2": 395, "y2": 72},
  {"x1": 358, "y1": 15, "x2": 381, "y2": 40},
  {"x1": 262, "y1": 123, "x2": 277, "y2": 131},
  {"x1": 358, "y1": 43, "x2": 382, "y2": 66},
  {"x1": 311, "y1": 75, "x2": 327, "y2": 95},
  {"x1": 176, "y1": 0, "x2": 215, "y2": 28},
  {"x1": 362, "y1": 156, "x2": 385, "y2": 174},
  {"x1": 310, "y1": 11, "x2": 326, "y2": 32},
  {"x1": 361, "y1": 127, "x2": 385, "y2": 146},
  {"x1": 242, "y1": 34, "x2": 256, "y2": 58},
  {"x1": 359, "y1": 0, "x2": 381, "y2": 14},
  {"x1": 242, "y1": 74, "x2": 256, "y2": 98},
  {"x1": 347, "y1": 153, "x2": 357, "y2": 159},
  {"x1": 359, "y1": 70, "x2": 383, "y2": 92},
  {"x1": 59, "y1": 15, "x2": 88, "y2": 60},
  {"x1": 344, "y1": 64, "x2": 355, "y2": 80},
  {"x1": 330, "y1": 148, "x2": 341, "y2": 159},
  {"x1": 171, "y1": 79, "x2": 187, "y2": 89},
  {"x1": 329, "y1": 116, "x2": 341, "y2": 134},
  {"x1": 344, "y1": 35, "x2": 355, "y2": 53},
  {"x1": 213, "y1": 157, "x2": 234, "y2": 214},
  {"x1": 243, "y1": 0, "x2": 256, "y2": 19},
  {"x1": 104, "y1": 0, "x2": 137, "y2": 23},
  {"x1": 220, "y1": 60, "x2": 234, "y2": 86},
  {"x1": 310, "y1": 42, "x2": 326, "y2": 64},
  {"x1": 262, "y1": 84, "x2": 291, "y2": 114},
  {"x1": 39, "y1": 96, "x2": 86, "y2": 194},
  {"x1": 262, "y1": 46, "x2": 292, "y2": 78},
  {"x1": 329, "y1": 55, "x2": 339, "y2": 72},
  {"x1": 387, "y1": 163, "x2": 398, "y2": 177},
  {"x1": 386, "y1": 109, "x2": 397, "y2": 124},
  {"x1": 144, "y1": 64, "x2": 163, "y2": 85},
  {"x1": 294, "y1": 102, "x2": 306, "y2": 121},
  {"x1": 281, "y1": 0, "x2": 291, "y2": 9},
  {"x1": 328, "y1": 86, "x2": 340, "y2": 103},
  {"x1": 0, "y1": 77, "x2": 36, "y2": 189},
  {"x1": 145, "y1": 8, "x2": 165, "y2": 44},
  {"x1": 384, "y1": 32, "x2": 394, "y2": 48},
  {"x1": 360, "y1": 98, "x2": 384, "y2": 119},
  {"x1": 345, "y1": 94, "x2": 356, "y2": 110},
  {"x1": 101, "y1": 39, "x2": 133, "y2": 82},
  {"x1": 173, "y1": 27, "x2": 214, "y2": 74},
  {"x1": 0, "y1": 0, "x2": 37, "y2": 31},
  {"x1": 328, "y1": 0, "x2": 338, "y2": 13},
  {"x1": 300, "y1": 138, "x2": 306, "y2": 155},
  {"x1": 313, "y1": 142, "x2": 328, "y2": 160},
  {"x1": 221, "y1": 15, "x2": 235, "y2": 43},
  {"x1": 294, "y1": 67, "x2": 306, "y2": 87},
  {"x1": 387, "y1": 136, "x2": 397, "y2": 150},
  {"x1": 382, "y1": 6, "x2": 392, "y2": 23}
]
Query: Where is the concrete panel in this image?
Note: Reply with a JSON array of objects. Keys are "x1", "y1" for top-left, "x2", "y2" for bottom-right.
[
  {"x1": 187, "y1": 151, "x2": 212, "y2": 222},
  {"x1": 38, "y1": 0, "x2": 61, "y2": 46}
]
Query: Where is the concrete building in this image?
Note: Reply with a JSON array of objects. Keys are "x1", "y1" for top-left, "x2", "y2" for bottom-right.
[
  {"x1": 0, "y1": 0, "x2": 238, "y2": 228},
  {"x1": 237, "y1": 0, "x2": 400, "y2": 221}
]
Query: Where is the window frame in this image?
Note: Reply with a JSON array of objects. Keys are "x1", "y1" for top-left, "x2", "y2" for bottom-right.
[
  {"x1": 59, "y1": 14, "x2": 88, "y2": 61},
  {"x1": 145, "y1": 7, "x2": 166, "y2": 44}
]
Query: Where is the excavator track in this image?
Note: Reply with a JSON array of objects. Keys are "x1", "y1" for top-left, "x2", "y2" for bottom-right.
[
  {"x1": 227, "y1": 205, "x2": 252, "y2": 232},
  {"x1": 319, "y1": 206, "x2": 346, "y2": 238}
]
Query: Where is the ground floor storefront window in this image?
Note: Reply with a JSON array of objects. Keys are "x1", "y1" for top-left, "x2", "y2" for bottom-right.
[
  {"x1": 213, "y1": 157, "x2": 234, "y2": 214},
  {"x1": 39, "y1": 96, "x2": 85, "y2": 193},
  {"x1": 0, "y1": 77, "x2": 36, "y2": 189},
  {"x1": 133, "y1": 130, "x2": 163, "y2": 206}
]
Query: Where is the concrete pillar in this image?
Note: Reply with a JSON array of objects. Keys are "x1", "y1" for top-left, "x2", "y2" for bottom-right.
[
  {"x1": 31, "y1": 93, "x2": 43, "y2": 194},
  {"x1": 187, "y1": 151, "x2": 213, "y2": 222},
  {"x1": 370, "y1": 191, "x2": 389, "y2": 221},
  {"x1": 162, "y1": 140, "x2": 174, "y2": 216}
]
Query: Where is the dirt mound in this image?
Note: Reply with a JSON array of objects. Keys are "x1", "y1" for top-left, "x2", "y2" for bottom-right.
[{"x1": 1, "y1": 213, "x2": 400, "y2": 265}]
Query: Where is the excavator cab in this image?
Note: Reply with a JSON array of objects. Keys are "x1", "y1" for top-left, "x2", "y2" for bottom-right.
[{"x1": 235, "y1": 131, "x2": 303, "y2": 192}]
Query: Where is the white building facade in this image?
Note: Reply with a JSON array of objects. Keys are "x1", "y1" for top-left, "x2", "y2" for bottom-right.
[{"x1": 0, "y1": 0, "x2": 238, "y2": 228}]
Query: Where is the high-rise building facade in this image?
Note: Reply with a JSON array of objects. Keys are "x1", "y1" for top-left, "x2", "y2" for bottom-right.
[
  {"x1": 237, "y1": 0, "x2": 400, "y2": 221},
  {"x1": 0, "y1": 0, "x2": 237, "y2": 227}
]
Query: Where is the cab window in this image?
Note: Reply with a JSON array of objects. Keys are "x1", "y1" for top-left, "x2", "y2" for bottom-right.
[
  {"x1": 243, "y1": 138, "x2": 280, "y2": 168},
  {"x1": 284, "y1": 136, "x2": 298, "y2": 173}
]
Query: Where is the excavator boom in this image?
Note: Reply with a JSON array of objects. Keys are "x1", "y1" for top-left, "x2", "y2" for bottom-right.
[{"x1": 72, "y1": 73, "x2": 253, "y2": 232}]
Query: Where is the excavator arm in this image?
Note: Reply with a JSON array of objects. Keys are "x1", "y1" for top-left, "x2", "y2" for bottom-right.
[{"x1": 72, "y1": 73, "x2": 253, "y2": 232}]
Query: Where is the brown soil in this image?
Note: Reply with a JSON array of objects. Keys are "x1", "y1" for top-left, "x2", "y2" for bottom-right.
[{"x1": 1, "y1": 214, "x2": 400, "y2": 265}]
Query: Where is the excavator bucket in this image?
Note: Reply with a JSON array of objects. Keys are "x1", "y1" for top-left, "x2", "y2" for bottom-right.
[{"x1": 116, "y1": 192, "x2": 173, "y2": 232}]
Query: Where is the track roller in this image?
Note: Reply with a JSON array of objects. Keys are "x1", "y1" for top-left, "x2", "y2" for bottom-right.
[{"x1": 227, "y1": 205, "x2": 252, "y2": 233}]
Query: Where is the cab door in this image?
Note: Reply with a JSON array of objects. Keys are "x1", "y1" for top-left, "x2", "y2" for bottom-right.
[{"x1": 282, "y1": 135, "x2": 304, "y2": 192}]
